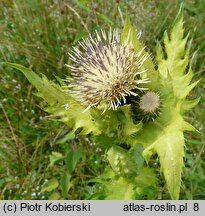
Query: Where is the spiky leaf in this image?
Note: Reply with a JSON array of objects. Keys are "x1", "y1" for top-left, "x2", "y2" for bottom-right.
[
  {"x1": 107, "y1": 146, "x2": 138, "y2": 177},
  {"x1": 121, "y1": 13, "x2": 158, "y2": 89},
  {"x1": 127, "y1": 14, "x2": 199, "y2": 199},
  {"x1": 4, "y1": 62, "x2": 100, "y2": 135},
  {"x1": 100, "y1": 166, "x2": 157, "y2": 200}
]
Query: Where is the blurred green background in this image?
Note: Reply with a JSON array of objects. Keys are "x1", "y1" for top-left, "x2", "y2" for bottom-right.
[{"x1": 0, "y1": 0, "x2": 204, "y2": 199}]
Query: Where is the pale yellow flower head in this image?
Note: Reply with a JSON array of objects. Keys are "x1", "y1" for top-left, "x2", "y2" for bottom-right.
[{"x1": 66, "y1": 29, "x2": 149, "y2": 112}]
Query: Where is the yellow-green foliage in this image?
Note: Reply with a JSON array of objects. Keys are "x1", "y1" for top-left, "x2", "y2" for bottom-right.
[{"x1": 122, "y1": 14, "x2": 199, "y2": 199}]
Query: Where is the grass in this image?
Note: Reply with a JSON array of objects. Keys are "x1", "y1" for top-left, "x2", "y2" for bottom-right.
[{"x1": 0, "y1": 0, "x2": 205, "y2": 199}]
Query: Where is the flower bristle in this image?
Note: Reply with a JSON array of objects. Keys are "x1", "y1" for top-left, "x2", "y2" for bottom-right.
[{"x1": 66, "y1": 29, "x2": 149, "y2": 112}]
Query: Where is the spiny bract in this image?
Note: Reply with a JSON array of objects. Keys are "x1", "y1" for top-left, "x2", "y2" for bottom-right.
[{"x1": 66, "y1": 29, "x2": 149, "y2": 112}]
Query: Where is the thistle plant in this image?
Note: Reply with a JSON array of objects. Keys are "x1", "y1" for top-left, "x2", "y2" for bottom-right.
[{"x1": 4, "y1": 10, "x2": 199, "y2": 200}]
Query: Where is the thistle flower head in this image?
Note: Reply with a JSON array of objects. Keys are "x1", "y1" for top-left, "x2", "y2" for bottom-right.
[
  {"x1": 66, "y1": 29, "x2": 149, "y2": 112},
  {"x1": 139, "y1": 91, "x2": 160, "y2": 113}
]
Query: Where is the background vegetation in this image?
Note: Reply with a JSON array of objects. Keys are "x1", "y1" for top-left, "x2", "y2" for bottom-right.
[{"x1": 0, "y1": 0, "x2": 204, "y2": 199}]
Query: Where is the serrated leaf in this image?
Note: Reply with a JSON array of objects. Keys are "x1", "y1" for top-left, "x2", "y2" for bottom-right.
[
  {"x1": 121, "y1": 13, "x2": 143, "y2": 51},
  {"x1": 134, "y1": 167, "x2": 157, "y2": 199},
  {"x1": 181, "y1": 97, "x2": 200, "y2": 113},
  {"x1": 118, "y1": 105, "x2": 142, "y2": 137},
  {"x1": 90, "y1": 108, "x2": 120, "y2": 136},
  {"x1": 4, "y1": 63, "x2": 67, "y2": 105},
  {"x1": 142, "y1": 110, "x2": 186, "y2": 199},
  {"x1": 172, "y1": 68, "x2": 193, "y2": 98},
  {"x1": 136, "y1": 102, "x2": 198, "y2": 199},
  {"x1": 105, "y1": 177, "x2": 134, "y2": 200},
  {"x1": 101, "y1": 166, "x2": 157, "y2": 200},
  {"x1": 135, "y1": 167, "x2": 157, "y2": 187},
  {"x1": 121, "y1": 13, "x2": 158, "y2": 89},
  {"x1": 141, "y1": 15, "x2": 200, "y2": 200},
  {"x1": 90, "y1": 105, "x2": 142, "y2": 142},
  {"x1": 107, "y1": 146, "x2": 138, "y2": 177},
  {"x1": 4, "y1": 62, "x2": 101, "y2": 135},
  {"x1": 156, "y1": 18, "x2": 199, "y2": 100}
]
